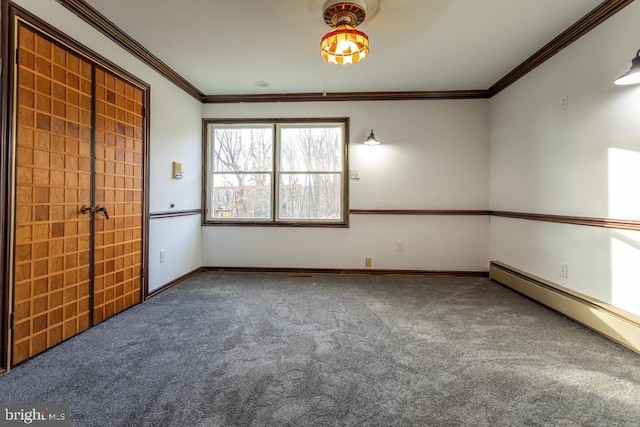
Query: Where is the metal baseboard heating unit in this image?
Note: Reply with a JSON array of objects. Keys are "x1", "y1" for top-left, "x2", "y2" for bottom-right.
[{"x1": 490, "y1": 261, "x2": 640, "y2": 354}]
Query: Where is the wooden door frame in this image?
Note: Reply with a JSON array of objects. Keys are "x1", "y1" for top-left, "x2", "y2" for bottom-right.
[
  {"x1": 1, "y1": 0, "x2": 11, "y2": 372},
  {"x1": 2, "y1": 4, "x2": 150, "y2": 369}
]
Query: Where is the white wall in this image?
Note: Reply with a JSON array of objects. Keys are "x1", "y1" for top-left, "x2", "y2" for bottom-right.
[
  {"x1": 490, "y1": 1, "x2": 640, "y2": 315},
  {"x1": 202, "y1": 100, "x2": 490, "y2": 271},
  {"x1": 13, "y1": 0, "x2": 203, "y2": 291},
  {"x1": 24, "y1": 0, "x2": 639, "y2": 291},
  {"x1": 148, "y1": 215, "x2": 201, "y2": 293}
]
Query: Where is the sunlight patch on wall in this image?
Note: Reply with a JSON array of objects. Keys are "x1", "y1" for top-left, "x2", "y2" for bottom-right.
[
  {"x1": 609, "y1": 147, "x2": 640, "y2": 314},
  {"x1": 610, "y1": 234, "x2": 640, "y2": 315},
  {"x1": 608, "y1": 148, "x2": 640, "y2": 315},
  {"x1": 608, "y1": 148, "x2": 640, "y2": 219}
]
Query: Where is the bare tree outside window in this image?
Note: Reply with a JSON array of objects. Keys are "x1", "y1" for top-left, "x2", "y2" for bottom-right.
[
  {"x1": 279, "y1": 126, "x2": 342, "y2": 220},
  {"x1": 205, "y1": 119, "x2": 347, "y2": 226},
  {"x1": 211, "y1": 126, "x2": 272, "y2": 219}
]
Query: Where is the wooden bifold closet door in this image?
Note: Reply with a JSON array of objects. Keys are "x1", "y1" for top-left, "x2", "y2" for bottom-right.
[{"x1": 12, "y1": 23, "x2": 145, "y2": 365}]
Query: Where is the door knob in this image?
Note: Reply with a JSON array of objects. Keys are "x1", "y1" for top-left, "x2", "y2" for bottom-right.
[
  {"x1": 81, "y1": 205, "x2": 94, "y2": 215},
  {"x1": 95, "y1": 205, "x2": 110, "y2": 219}
]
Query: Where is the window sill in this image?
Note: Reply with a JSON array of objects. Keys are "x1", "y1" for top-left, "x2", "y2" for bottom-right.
[{"x1": 202, "y1": 220, "x2": 349, "y2": 228}]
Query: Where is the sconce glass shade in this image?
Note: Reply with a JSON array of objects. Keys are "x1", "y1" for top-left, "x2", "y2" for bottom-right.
[
  {"x1": 615, "y1": 50, "x2": 640, "y2": 85},
  {"x1": 363, "y1": 129, "x2": 380, "y2": 146},
  {"x1": 321, "y1": 24, "x2": 369, "y2": 65}
]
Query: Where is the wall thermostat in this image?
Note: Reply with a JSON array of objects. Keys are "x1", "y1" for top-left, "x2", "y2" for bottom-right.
[{"x1": 172, "y1": 161, "x2": 184, "y2": 179}]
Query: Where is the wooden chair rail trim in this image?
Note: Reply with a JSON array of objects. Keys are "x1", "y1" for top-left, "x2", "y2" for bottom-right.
[
  {"x1": 349, "y1": 209, "x2": 640, "y2": 232},
  {"x1": 491, "y1": 210, "x2": 640, "y2": 232},
  {"x1": 149, "y1": 209, "x2": 201, "y2": 219}
]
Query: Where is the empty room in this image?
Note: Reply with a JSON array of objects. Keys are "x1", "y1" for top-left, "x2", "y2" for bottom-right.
[{"x1": 0, "y1": 0, "x2": 639, "y2": 425}]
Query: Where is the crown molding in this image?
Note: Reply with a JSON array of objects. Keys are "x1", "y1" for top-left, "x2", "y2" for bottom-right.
[
  {"x1": 202, "y1": 90, "x2": 490, "y2": 103},
  {"x1": 489, "y1": 0, "x2": 634, "y2": 96},
  {"x1": 54, "y1": 0, "x2": 632, "y2": 103},
  {"x1": 54, "y1": 0, "x2": 204, "y2": 101}
]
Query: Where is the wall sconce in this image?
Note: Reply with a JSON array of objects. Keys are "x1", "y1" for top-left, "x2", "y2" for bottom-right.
[
  {"x1": 363, "y1": 129, "x2": 380, "y2": 146},
  {"x1": 615, "y1": 49, "x2": 640, "y2": 85}
]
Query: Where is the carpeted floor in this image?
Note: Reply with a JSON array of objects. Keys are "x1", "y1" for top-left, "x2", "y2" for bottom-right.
[{"x1": 1, "y1": 272, "x2": 639, "y2": 426}]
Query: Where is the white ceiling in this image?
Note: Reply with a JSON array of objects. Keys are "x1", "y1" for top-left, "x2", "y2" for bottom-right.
[{"x1": 84, "y1": 0, "x2": 604, "y2": 96}]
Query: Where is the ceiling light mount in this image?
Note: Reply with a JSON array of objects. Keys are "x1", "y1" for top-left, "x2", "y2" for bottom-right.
[
  {"x1": 320, "y1": 0, "x2": 370, "y2": 65},
  {"x1": 323, "y1": 0, "x2": 367, "y2": 27}
]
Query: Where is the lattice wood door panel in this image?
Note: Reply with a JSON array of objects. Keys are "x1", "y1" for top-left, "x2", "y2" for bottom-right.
[
  {"x1": 93, "y1": 68, "x2": 143, "y2": 324},
  {"x1": 11, "y1": 23, "x2": 146, "y2": 365},
  {"x1": 13, "y1": 25, "x2": 93, "y2": 364}
]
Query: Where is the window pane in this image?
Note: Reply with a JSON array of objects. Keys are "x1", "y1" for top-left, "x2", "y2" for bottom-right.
[
  {"x1": 212, "y1": 126, "x2": 272, "y2": 173},
  {"x1": 205, "y1": 119, "x2": 347, "y2": 226},
  {"x1": 280, "y1": 127, "x2": 342, "y2": 172},
  {"x1": 278, "y1": 173, "x2": 342, "y2": 220},
  {"x1": 212, "y1": 173, "x2": 271, "y2": 219}
]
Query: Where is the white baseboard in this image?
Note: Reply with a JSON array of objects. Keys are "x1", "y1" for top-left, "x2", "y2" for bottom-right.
[{"x1": 490, "y1": 261, "x2": 640, "y2": 354}]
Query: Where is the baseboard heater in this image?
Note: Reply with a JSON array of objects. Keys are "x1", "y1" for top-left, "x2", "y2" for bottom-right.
[{"x1": 490, "y1": 261, "x2": 640, "y2": 354}]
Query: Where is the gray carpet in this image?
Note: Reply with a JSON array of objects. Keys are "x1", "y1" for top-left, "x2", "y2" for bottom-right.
[{"x1": 1, "y1": 272, "x2": 639, "y2": 426}]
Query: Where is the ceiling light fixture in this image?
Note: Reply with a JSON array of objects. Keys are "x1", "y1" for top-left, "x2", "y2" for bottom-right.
[
  {"x1": 363, "y1": 129, "x2": 380, "y2": 146},
  {"x1": 615, "y1": 49, "x2": 640, "y2": 85},
  {"x1": 320, "y1": 1, "x2": 369, "y2": 65}
]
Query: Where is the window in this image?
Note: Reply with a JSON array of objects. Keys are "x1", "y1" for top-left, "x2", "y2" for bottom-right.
[{"x1": 203, "y1": 118, "x2": 348, "y2": 226}]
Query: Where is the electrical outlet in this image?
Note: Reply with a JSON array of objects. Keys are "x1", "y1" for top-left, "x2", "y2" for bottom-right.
[
  {"x1": 560, "y1": 262, "x2": 568, "y2": 278},
  {"x1": 365, "y1": 257, "x2": 372, "y2": 267},
  {"x1": 396, "y1": 241, "x2": 405, "y2": 252},
  {"x1": 160, "y1": 250, "x2": 166, "y2": 263}
]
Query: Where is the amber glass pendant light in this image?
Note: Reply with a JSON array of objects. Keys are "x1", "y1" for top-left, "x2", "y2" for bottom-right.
[{"x1": 320, "y1": 1, "x2": 369, "y2": 65}]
